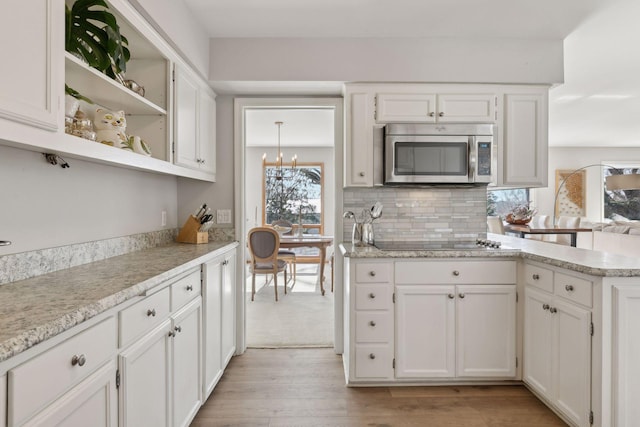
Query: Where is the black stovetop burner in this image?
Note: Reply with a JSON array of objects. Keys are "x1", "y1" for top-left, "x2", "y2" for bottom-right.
[{"x1": 374, "y1": 239, "x2": 502, "y2": 251}]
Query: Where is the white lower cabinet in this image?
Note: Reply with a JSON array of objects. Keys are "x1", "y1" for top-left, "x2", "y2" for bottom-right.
[
  {"x1": 1, "y1": 375, "x2": 6, "y2": 427},
  {"x1": 395, "y1": 284, "x2": 516, "y2": 379},
  {"x1": 523, "y1": 264, "x2": 592, "y2": 427},
  {"x1": 221, "y1": 252, "x2": 237, "y2": 366}
]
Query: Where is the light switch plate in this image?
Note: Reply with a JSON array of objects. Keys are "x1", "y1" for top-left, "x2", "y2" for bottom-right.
[{"x1": 217, "y1": 209, "x2": 232, "y2": 224}]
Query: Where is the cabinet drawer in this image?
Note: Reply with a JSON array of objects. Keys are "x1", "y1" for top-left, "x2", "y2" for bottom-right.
[
  {"x1": 120, "y1": 286, "x2": 170, "y2": 348},
  {"x1": 554, "y1": 272, "x2": 592, "y2": 307},
  {"x1": 354, "y1": 284, "x2": 392, "y2": 310},
  {"x1": 355, "y1": 312, "x2": 393, "y2": 343},
  {"x1": 355, "y1": 262, "x2": 392, "y2": 283},
  {"x1": 354, "y1": 344, "x2": 394, "y2": 379},
  {"x1": 8, "y1": 317, "x2": 117, "y2": 426},
  {"x1": 395, "y1": 261, "x2": 516, "y2": 284},
  {"x1": 524, "y1": 264, "x2": 553, "y2": 292},
  {"x1": 171, "y1": 269, "x2": 201, "y2": 311}
]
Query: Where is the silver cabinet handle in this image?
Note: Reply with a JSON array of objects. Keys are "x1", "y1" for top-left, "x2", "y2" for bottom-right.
[
  {"x1": 458, "y1": 293, "x2": 465, "y2": 299},
  {"x1": 147, "y1": 309, "x2": 156, "y2": 317},
  {"x1": 439, "y1": 112, "x2": 444, "y2": 117},
  {"x1": 0, "y1": 241, "x2": 11, "y2": 246},
  {"x1": 369, "y1": 320, "x2": 376, "y2": 327},
  {"x1": 168, "y1": 331, "x2": 175, "y2": 337},
  {"x1": 186, "y1": 285, "x2": 193, "y2": 291},
  {"x1": 359, "y1": 172, "x2": 365, "y2": 177},
  {"x1": 448, "y1": 293, "x2": 455, "y2": 299},
  {"x1": 174, "y1": 326, "x2": 182, "y2": 333},
  {"x1": 71, "y1": 354, "x2": 86, "y2": 367},
  {"x1": 452, "y1": 270, "x2": 460, "y2": 276},
  {"x1": 549, "y1": 307, "x2": 557, "y2": 314},
  {"x1": 565, "y1": 285, "x2": 574, "y2": 292},
  {"x1": 428, "y1": 112, "x2": 435, "y2": 117},
  {"x1": 533, "y1": 274, "x2": 540, "y2": 280},
  {"x1": 542, "y1": 304, "x2": 550, "y2": 311},
  {"x1": 368, "y1": 293, "x2": 376, "y2": 299},
  {"x1": 369, "y1": 271, "x2": 376, "y2": 277},
  {"x1": 369, "y1": 353, "x2": 376, "y2": 360}
]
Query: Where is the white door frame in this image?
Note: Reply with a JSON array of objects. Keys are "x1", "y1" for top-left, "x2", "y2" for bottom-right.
[{"x1": 233, "y1": 97, "x2": 344, "y2": 354}]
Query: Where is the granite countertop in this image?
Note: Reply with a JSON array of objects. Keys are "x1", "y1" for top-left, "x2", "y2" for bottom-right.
[
  {"x1": 340, "y1": 233, "x2": 640, "y2": 277},
  {"x1": 0, "y1": 241, "x2": 238, "y2": 364}
]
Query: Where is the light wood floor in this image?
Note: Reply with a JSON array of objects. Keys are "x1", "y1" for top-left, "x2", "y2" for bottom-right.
[{"x1": 192, "y1": 348, "x2": 567, "y2": 427}]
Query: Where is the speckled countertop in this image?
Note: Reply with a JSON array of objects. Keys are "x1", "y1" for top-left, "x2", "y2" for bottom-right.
[
  {"x1": 0, "y1": 241, "x2": 238, "y2": 364},
  {"x1": 341, "y1": 233, "x2": 640, "y2": 277}
]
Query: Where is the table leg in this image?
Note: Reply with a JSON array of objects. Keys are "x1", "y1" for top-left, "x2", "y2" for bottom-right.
[
  {"x1": 319, "y1": 245, "x2": 326, "y2": 296},
  {"x1": 570, "y1": 233, "x2": 577, "y2": 247}
]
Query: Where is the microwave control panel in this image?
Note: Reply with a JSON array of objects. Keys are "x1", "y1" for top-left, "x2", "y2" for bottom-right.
[{"x1": 477, "y1": 141, "x2": 492, "y2": 176}]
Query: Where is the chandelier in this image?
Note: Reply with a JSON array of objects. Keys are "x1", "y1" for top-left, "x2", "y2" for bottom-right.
[{"x1": 262, "y1": 121, "x2": 297, "y2": 180}]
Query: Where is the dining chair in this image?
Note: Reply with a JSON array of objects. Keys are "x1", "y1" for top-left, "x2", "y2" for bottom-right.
[
  {"x1": 487, "y1": 216, "x2": 505, "y2": 234},
  {"x1": 528, "y1": 214, "x2": 553, "y2": 241},
  {"x1": 247, "y1": 227, "x2": 288, "y2": 301},
  {"x1": 553, "y1": 216, "x2": 581, "y2": 245},
  {"x1": 271, "y1": 219, "x2": 297, "y2": 285}
]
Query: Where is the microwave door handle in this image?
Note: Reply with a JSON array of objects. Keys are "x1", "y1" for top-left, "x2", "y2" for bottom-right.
[{"x1": 468, "y1": 138, "x2": 476, "y2": 182}]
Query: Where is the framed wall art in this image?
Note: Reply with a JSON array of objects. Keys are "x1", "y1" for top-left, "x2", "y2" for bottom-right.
[{"x1": 555, "y1": 169, "x2": 586, "y2": 217}]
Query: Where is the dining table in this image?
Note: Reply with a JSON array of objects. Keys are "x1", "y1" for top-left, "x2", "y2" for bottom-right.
[
  {"x1": 504, "y1": 224, "x2": 592, "y2": 247},
  {"x1": 279, "y1": 235, "x2": 334, "y2": 295}
]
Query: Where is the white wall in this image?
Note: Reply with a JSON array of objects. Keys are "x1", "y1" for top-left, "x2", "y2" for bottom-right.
[
  {"x1": 532, "y1": 147, "x2": 640, "y2": 222},
  {"x1": 210, "y1": 37, "x2": 564, "y2": 84},
  {"x1": 245, "y1": 146, "x2": 335, "y2": 237},
  {"x1": 0, "y1": 144, "x2": 177, "y2": 255},
  {"x1": 177, "y1": 96, "x2": 235, "y2": 226},
  {"x1": 129, "y1": 0, "x2": 210, "y2": 78}
]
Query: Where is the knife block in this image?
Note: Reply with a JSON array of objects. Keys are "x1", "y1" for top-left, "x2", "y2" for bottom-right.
[{"x1": 176, "y1": 215, "x2": 209, "y2": 244}]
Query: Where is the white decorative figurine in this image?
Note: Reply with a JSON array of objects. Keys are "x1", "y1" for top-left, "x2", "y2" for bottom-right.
[{"x1": 94, "y1": 108, "x2": 127, "y2": 148}]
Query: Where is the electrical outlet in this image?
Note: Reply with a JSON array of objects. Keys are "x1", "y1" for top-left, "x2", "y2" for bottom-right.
[
  {"x1": 217, "y1": 209, "x2": 232, "y2": 224},
  {"x1": 161, "y1": 210, "x2": 167, "y2": 227}
]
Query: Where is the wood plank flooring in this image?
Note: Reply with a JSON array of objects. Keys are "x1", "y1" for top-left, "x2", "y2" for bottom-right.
[{"x1": 192, "y1": 348, "x2": 566, "y2": 427}]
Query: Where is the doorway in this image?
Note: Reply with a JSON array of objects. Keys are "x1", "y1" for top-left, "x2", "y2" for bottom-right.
[{"x1": 234, "y1": 98, "x2": 343, "y2": 351}]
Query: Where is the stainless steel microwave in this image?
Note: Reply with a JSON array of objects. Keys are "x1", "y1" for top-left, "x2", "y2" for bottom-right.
[{"x1": 384, "y1": 123, "x2": 496, "y2": 185}]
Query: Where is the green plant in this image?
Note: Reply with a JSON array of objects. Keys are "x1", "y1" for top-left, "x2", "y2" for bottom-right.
[
  {"x1": 65, "y1": 0, "x2": 130, "y2": 83},
  {"x1": 65, "y1": 84, "x2": 94, "y2": 104}
]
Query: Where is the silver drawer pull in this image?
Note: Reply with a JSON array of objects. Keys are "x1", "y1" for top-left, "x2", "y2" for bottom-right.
[
  {"x1": 147, "y1": 309, "x2": 156, "y2": 317},
  {"x1": 71, "y1": 354, "x2": 86, "y2": 367},
  {"x1": 369, "y1": 271, "x2": 376, "y2": 277},
  {"x1": 369, "y1": 320, "x2": 376, "y2": 327},
  {"x1": 458, "y1": 293, "x2": 465, "y2": 299},
  {"x1": 448, "y1": 293, "x2": 455, "y2": 299},
  {"x1": 532, "y1": 274, "x2": 540, "y2": 280},
  {"x1": 452, "y1": 270, "x2": 460, "y2": 276},
  {"x1": 549, "y1": 307, "x2": 557, "y2": 314},
  {"x1": 368, "y1": 293, "x2": 376, "y2": 299},
  {"x1": 565, "y1": 285, "x2": 574, "y2": 292},
  {"x1": 186, "y1": 285, "x2": 194, "y2": 291},
  {"x1": 428, "y1": 112, "x2": 435, "y2": 117},
  {"x1": 174, "y1": 326, "x2": 182, "y2": 333},
  {"x1": 542, "y1": 303, "x2": 550, "y2": 311},
  {"x1": 359, "y1": 172, "x2": 365, "y2": 177},
  {"x1": 168, "y1": 331, "x2": 175, "y2": 337},
  {"x1": 369, "y1": 353, "x2": 376, "y2": 360}
]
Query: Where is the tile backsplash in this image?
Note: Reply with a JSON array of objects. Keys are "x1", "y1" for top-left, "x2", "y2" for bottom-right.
[{"x1": 343, "y1": 187, "x2": 488, "y2": 243}]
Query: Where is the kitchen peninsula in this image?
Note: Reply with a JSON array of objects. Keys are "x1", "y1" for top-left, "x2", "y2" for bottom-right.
[{"x1": 341, "y1": 234, "x2": 640, "y2": 427}]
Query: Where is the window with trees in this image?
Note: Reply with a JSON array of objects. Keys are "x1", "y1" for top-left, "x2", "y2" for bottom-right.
[
  {"x1": 604, "y1": 166, "x2": 640, "y2": 220},
  {"x1": 262, "y1": 162, "x2": 324, "y2": 234},
  {"x1": 487, "y1": 188, "x2": 531, "y2": 217}
]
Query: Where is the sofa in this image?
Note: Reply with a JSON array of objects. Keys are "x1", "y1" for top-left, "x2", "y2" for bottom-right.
[{"x1": 576, "y1": 221, "x2": 640, "y2": 258}]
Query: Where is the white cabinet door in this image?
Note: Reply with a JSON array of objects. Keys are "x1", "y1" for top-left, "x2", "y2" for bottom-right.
[
  {"x1": 119, "y1": 320, "x2": 171, "y2": 427},
  {"x1": 22, "y1": 362, "x2": 117, "y2": 427},
  {"x1": 0, "y1": 375, "x2": 5, "y2": 427},
  {"x1": 221, "y1": 252, "x2": 237, "y2": 366},
  {"x1": 395, "y1": 285, "x2": 455, "y2": 378},
  {"x1": 345, "y1": 91, "x2": 375, "y2": 187},
  {"x1": 553, "y1": 299, "x2": 591, "y2": 427},
  {"x1": 174, "y1": 64, "x2": 200, "y2": 169},
  {"x1": 456, "y1": 285, "x2": 516, "y2": 378},
  {"x1": 500, "y1": 91, "x2": 548, "y2": 187},
  {"x1": 376, "y1": 94, "x2": 436, "y2": 123},
  {"x1": 613, "y1": 286, "x2": 640, "y2": 427},
  {"x1": 203, "y1": 256, "x2": 223, "y2": 399},
  {"x1": 523, "y1": 288, "x2": 554, "y2": 397},
  {"x1": 437, "y1": 94, "x2": 496, "y2": 123},
  {"x1": 0, "y1": 0, "x2": 61, "y2": 130},
  {"x1": 172, "y1": 299, "x2": 202, "y2": 427},
  {"x1": 198, "y1": 89, "x2": 217, "y2": 175}
]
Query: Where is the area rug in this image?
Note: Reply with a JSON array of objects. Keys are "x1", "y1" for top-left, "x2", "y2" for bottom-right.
[{"x1": 246, "y1": 264, "x2": 334, "y2": 348}]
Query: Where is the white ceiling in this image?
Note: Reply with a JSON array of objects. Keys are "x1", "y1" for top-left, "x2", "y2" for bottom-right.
[
  {"x1": 245, "y1": 109, "x2": 335, "y2": 147},
  {"x1": 182, "y1": 0, "x2": 640, "y2": 148}
]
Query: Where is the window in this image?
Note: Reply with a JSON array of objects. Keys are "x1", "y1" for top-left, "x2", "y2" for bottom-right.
[
  {"x1": 604, "y1": 166, "x2": 640, "y2": 220},
  {"x1": 487, "y1": 188, "x2": 531, "y2": 217},
  {"x1": 262, "y1": 162, "x2": 324, "y2": 234}
]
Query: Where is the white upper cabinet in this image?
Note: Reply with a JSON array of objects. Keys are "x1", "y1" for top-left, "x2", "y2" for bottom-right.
[
  {"x1": 174, "y1": 63, "x2": 217, "y2": 178},
  {"x1": 344, "y1": 90, "x2": 375, "y2": 187},
  {"x1": 376, "y1": 93, "x2": 496, "y2": 123},
  {"x1": 0, "y1": 0, "x2": 62, "y2": 130},
  {"x1": 498, "y1": 88, "x2": 549, "y2": 187}
]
